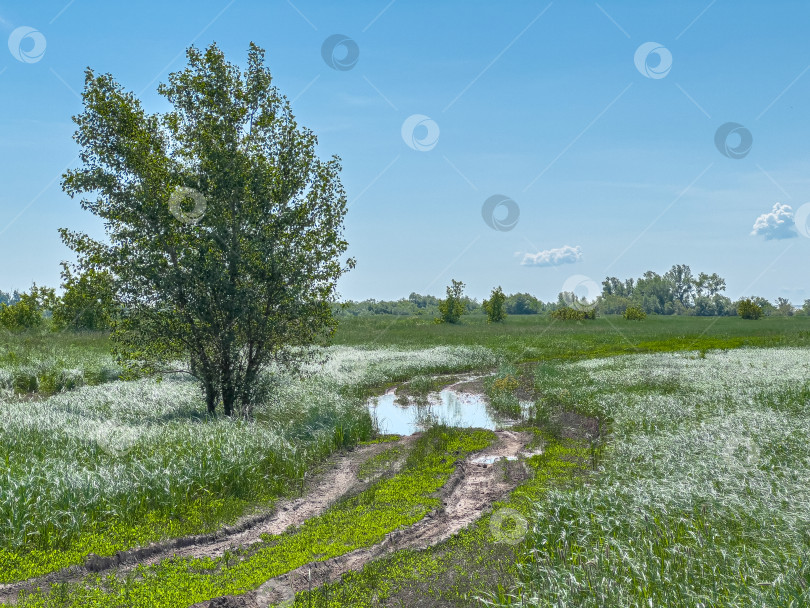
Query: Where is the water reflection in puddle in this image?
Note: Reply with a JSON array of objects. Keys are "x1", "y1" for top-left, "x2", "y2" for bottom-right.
[{"x1": 369, "y1": 389, "x2": 498, "y2": 436}]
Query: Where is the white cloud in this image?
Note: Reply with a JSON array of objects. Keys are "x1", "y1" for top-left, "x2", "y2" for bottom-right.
[
  {"x1": 751, "y1": 203, "x2": 797, "y2": 240},
  {"x1": 521, "y1": 245, "x2": 583, "y2": 267}
]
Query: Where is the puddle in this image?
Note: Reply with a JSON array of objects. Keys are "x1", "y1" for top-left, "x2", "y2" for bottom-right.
[
  {"x1": 369, "y1": 388, "x2": 498, "y2": 436},
  {"x1": 470, "y1": 454, "x2": 517, "y2": 466},
  {"x1": 470, "y1": 448, "x2": 544, "y2": 467}
]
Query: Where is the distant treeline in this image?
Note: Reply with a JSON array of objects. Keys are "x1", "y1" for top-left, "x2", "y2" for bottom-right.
[
  {"x1": 334, "y1": 291, "x2": 556, "y2": 317},
  {"x1": 335, "y1": 265, "x2": 810, "y2": 318},
  {"x1": 2, "y1": 263, "x2": 808, "y2": 332}
]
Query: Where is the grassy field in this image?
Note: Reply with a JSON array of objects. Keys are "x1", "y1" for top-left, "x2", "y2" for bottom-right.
[
  {"x1": 0, "y1": 343, "x2": 495, "y2": 585},
  {"x1": 333, "y1": 314, "x2": 810, "y2": 361},
  {"x1": 505, "y1": 348, "x2": 810, "y2": 606},
  {"x1": 1, "y1": 316, "x2": 809, "y2": 606},
  {"x1": 0, "y1": 331, "x2": 118, "y2": 396}
]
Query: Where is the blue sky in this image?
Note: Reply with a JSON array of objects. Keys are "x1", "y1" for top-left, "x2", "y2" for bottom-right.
[{"x1": 1, "y1": 0, "x2": 810, "y2": 303}]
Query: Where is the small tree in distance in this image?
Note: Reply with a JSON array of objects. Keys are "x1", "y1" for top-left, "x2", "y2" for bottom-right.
[
  {"x1": 437, "y1": 280, "x2": 467, "y2": 324},
  {"x1": 483, "y1": 286, "x2": 507, "y2": 323},
  {"x1": 623, "y1": 305, "x2": 646, "y2": 320},
  {"x1": 52, "y1": 264, "x2": 115, "y2": 331},
  {"x1": 775, "y1": 297, "x2": 794, "y2": 317},
  {"x1": 737, "y1": 299, "x2": 763, "y2": 320},
  {"x1": 0, "y1": 284, "x2": 56, "y2": 331}
]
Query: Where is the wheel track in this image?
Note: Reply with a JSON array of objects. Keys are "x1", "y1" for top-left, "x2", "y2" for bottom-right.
[
  {"x1": 198, "y1": 430, "x2": 534, "y2": 608},
  {"x1": 0, "y1": 437, "x2": 412, "y2": 606}
]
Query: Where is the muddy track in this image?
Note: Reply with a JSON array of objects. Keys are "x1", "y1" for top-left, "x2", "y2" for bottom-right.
[
  {"x1": 1, "y1": 431, "x2": 533, "y2": 608},
  {"x1": 198, "y1": 430, "x2": 533, "y2": 608},
  {"x1": 0, "y1": 438, "x2": 413, "y2": 606}
]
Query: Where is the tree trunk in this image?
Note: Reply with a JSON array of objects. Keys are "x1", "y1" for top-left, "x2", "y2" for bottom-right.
[
  {"x1": 221, "y1": 359, "x2": 235, "y2": 417},
  {"x1": 204, "y1": 380, "x2": 217, "y2": 416},
  {"x1": 223, "y1": 391, "x2": 234, "y2": 416}
]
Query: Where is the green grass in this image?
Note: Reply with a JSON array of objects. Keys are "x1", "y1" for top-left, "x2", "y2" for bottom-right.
[
  {"x1": 0, "y1": 330, "x2": 119, "y2": 395},
  {"x1": 333, "y1": 314, "x2": 810, "y2": 362},
  {"x1": 0, "y1": 345, "x2": 494, "y2": 585},
  {"x1": 285, "y1": 431, "x2": 591, "y2": 607},
  {"x1": 357, "y1": 444, "x2": 406, "y2": 481},
  {"x1": 7, "y1": 426, "x2": 494, "y2": 608},
  {"x1": 0, "y1": 375, "x2": 373, "y2": 584},
  {"x1": 495, "y1": 348, "x2": 810, "y2": 606},
  {"x1": 4, "y1": 321, "x2": 810, "y2": 606}
]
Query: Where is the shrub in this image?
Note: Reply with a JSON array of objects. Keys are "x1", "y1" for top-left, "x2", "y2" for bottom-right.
[
  {"x1": 505, "y1": 292, "x2": 540, "y2": 315},
  {"x1": 623, "y1": 306, "x2": 646, "y2": 320},
  {"x1": 482, "y1": 286, "x2": 507, "y2": 323},
  {"x1": 0, "y1": 300, "x2": 42, "y2": 330},
  {"x1": 550, "y1": 307, "x2": 595, "y2": 321},
  {"x1": 737, "y1": 298, "x2": 763, "y2": 320},
  {"x1": 51, "y1": 266, "x2": 115, "y2": 331},
  {"x1": 437, "y1": 280, "x2": 467, "y2": 324},
  {"x1": 0, "y1": 285, "x2": 55, "y2": 330}
]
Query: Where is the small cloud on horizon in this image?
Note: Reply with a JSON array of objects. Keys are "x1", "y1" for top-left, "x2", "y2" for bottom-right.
[
  {"x1": 521, "y1": 244, "x2": 583, "y2": 267},
  {"x1": 751, "y1": 203, "x2": 797, "y2": 240}
]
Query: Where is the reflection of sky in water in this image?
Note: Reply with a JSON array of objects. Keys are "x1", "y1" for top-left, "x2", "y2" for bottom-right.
[{"x1": 369, "y1": 390, "x2": 497, "y2": 436}]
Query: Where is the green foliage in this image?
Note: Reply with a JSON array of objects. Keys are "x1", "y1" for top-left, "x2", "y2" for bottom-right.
[
  {"x1": 485, "y1": 366, "x2": 522, "y2": 418},
  {"x1": 334, "y1": 294, "x2": 461, "y2": 318},
  {"x1": 774, "y1": 297, "x2": 795, "y2": 317},
  {"x1": 52, "y1": 265, "x2": 115, "y2": 331},
  {"x1": 437, "y1": 280, "x2": 467, "y2": 324},
  {"x1": 0, "y1": 331, "x2": 118, "y2": 396},
  {"x1": 601, "y1": 276, "x2": 635, "y2": 298},
  {"x1": 623, "y1": 305, "x2": 646, "y2": 320},
  {"x1": 0, "y1": 299, "x2": 41, "y2": 331},
  {"x1": 738, "y1": 298, "x2": 763, "y2": 320},
  {"x1": 0, "y1": 284, "x2": 55, "y2": 330},
  {"x1": 692, "y1": 294, "x2": 734, "y2": 317},
  {"x1": 0, "y1": 289, "x2": 21, "y2": 306},
  {"x1": 60, "y1": 43, "x2": 352, "y2": 416},
  {"x1": 597, "y1": 293, "x2": 634, "y2": 315},
  {"x1": 504, "y1": 292, "x2": 542, "y2": 315},
  {"x1": 482, "y1": 286, "x2": 507, "y2": 323},
  {"x1": 599, "y1": 265, "x2": 733, "y2": 317},
  {"x1": 734, "y1": 296, "x2": 778, "y2": 317},
  {"x1": 550, "y1": 307, "x2": 595, "y2": 321},
  {"x1": 633, "y1": 270, "x2": 675, "y2": 315}
]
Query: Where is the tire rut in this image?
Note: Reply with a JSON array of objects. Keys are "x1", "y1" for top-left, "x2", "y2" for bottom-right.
[
  {"x1": 198, "y1": 430, "x2": 534, "y2": 608},
  {"x1": 0, "y1": 438, "x2": 413, "y2": 606}
]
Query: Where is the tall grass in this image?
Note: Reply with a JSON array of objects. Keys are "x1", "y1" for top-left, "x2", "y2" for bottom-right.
[
  {"x1": 0, "y1": 330, "x2": 119, "y2": 396},
  {"x1": 495, "y1": 348, "x2": 810, "y2": 606},
  {"x1": 0, "y1": 344, "x2": 495, "y2": 583},
  {"x1": 310, "y1": 344, "x2": 500, "y2": 397}
]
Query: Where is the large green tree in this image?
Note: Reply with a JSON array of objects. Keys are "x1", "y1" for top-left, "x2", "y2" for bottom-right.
[{"x1": 61, "y1": 43, "x2": 353, "y2": 416}]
